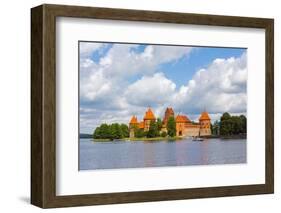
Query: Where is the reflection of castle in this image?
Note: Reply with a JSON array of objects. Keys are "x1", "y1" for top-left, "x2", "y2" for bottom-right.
[{"x1": 129, "y1": 107, "x2": 211, "y2": 138}]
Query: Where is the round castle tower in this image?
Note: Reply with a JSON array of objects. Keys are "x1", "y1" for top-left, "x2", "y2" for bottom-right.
[{"x1": 199, "y1": 111, "x2": 211, "y2": 136}]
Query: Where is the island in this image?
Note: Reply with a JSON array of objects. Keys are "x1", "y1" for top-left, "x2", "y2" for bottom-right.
[{"x1": 92, "y1": 107, "x2": 247, "y2": 142}]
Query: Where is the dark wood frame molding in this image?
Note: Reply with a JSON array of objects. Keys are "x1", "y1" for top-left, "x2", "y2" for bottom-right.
[{"x1": 31, "y1": 4, "x2": 274, "y2": 208}]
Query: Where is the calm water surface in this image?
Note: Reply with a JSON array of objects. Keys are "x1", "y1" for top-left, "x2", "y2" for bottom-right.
[{"x1": 79, "y1": 138, "x2": 246, "y2": 170}]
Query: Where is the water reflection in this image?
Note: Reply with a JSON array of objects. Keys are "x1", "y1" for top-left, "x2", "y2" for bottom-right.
[
  {"x1": 79, "y1": 138, "x2": 247, "y2": 170},
  {"x1": 200, "y1": 139, "x2": 209, "y2": 164}
]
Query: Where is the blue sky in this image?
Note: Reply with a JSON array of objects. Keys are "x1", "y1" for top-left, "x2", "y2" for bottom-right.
[
  {"x1": 86, "y1": 43, "x2": 245, "y2": 86},
  {"x1": 161, "y1": 47, "x2": 245, "y2": 86},
  {"x1": 79, "y1": 42, "x2": 247, "y2": 133}
]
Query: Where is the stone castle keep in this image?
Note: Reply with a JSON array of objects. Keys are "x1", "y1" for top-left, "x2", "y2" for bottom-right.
[{"x1": 129, "y1": 107, "x2": 211, "y2": 138}]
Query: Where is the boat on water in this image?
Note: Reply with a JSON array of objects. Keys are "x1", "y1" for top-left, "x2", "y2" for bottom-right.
[{"x1": 192, "y1": 136, "x2": 204, "y2": 141}]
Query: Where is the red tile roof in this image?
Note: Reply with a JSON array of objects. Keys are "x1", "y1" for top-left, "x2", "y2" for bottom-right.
[
  {"x1": 129, "y1": 115, "x2": 138, "y2": 124},
  {"x1": 138, "y1": 121, "x2": 144, "y2": 129},
  {"x1": 144, "y1": 108, "x2": 156, "y2": 120},
  {"x1": 175, "y1": 115, "x2": 191, "y2": 123},
  {"x1": 199, "y1": 111, "x2": 211, "y2": 121}
]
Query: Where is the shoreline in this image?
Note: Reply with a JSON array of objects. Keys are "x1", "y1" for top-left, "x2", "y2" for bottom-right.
[
  {"x1": 92, "y1": 137, "x2": 182, "y2": 142},
  {"x1": 91, "y1": 135, "x2": 246, "y2": 142},
  {"x1": 129, "y1": 136, "x2": 183, "y2": 142},
  {"x1": 202, "y1": 134, "x2": 247, "y2": 139}
]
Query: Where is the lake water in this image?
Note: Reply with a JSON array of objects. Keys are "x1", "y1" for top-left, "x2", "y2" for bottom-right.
[{"x1": 79, "y1": 138, "x2": 246, "y2": 170}]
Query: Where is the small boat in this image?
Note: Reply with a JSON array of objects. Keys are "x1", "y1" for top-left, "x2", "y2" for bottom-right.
[{"x1": 192, "y1": 136, "x2": 204, "y2": 141}]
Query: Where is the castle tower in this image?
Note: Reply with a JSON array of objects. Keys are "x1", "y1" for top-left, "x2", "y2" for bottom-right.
[
  {"x1": 129, "y1": 116, "x2": 138, "y2": 138},
  {"x1": 175, "y1": 115, "x2": 191, "y2": 136},
  {"x1": 143, "y1": 108, "x2": 156, "y2": 131},
  {"x1": 199, "y1": 111, "x2": 211, "y2": 136},
  {"x1": 163, "y1": 107, "x2": 175, "y2": 126}
]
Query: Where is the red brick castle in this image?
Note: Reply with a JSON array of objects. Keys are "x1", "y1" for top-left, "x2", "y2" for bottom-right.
[{"x1": 129, "y1": 107, "x2": 211, "y2": 138}]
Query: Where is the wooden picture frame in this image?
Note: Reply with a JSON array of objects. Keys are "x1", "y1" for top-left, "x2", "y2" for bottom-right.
[{"x1": 31, "y1": 4, "x2": 274, "y2": 208}]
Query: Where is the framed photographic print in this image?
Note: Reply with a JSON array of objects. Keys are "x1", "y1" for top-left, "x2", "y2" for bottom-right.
[{"x1": 31, "y1": 4, "x2": 274, "y2": 208}]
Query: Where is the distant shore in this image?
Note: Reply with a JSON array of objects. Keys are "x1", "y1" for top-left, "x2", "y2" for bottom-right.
[{"x1": 79, "y1": 133, "x2": 92, "y2": 139}]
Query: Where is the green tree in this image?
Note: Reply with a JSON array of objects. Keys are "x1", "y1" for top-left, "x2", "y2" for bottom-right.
[
  {"x1": 110, "y1": 123, "x2": 122, "y2": 139},
  {"x1": 221, "y1": 112, "x2": 231, "y2": 121},
  {"x1": 220, "y1": 112, "x2": 233, "y2": 136},
  {"x1": 231, "y1": 116, "x2": 243, "y2": 135},
  {"x1": 147, "y1": 120, "x2": 159, "y2": 138},
  {"x1": 220, "y1": 119, "x2": 232, "y2": 136},
  {"x1": 93, "y1": 127, "x2": 101, "y2": 139},
  {"x1": 120, "y1": 124, "x2": 129, "y2": 138},
  {"x1": 220, "y1": 113, "x2": 247, "y2": 136},
  {"x1": 161, "y1": 131, "x2": 167, "y2": 137},
  {"x1": 99, "y1": 123, "x2": 111, "y2": 139},
  {"x1": 135, "y1": 127, "x2": 145, "y2": 138},
  {"x1": 240, "y1": 115, "x2": 247, "y2": 133},
  {"x1": 167, "y1": 117, "x2": 176, "y2": 137},
  {"x1": 156, "y1": 118, "x2": 162, "y2": 131},
  {"x1": 212, "y1": 120, "x2": 220, "y2": 135},
  {"x1": 93, "y1": 123, "x2": 132, "y2": 140}
]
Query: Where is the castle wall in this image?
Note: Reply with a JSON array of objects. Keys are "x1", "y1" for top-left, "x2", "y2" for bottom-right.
[
  {"x1": 199, "y1": 128, "x2": 211, "y2": 136},
  {"x1": 199, "y1": 120, "x2": 211, "y2": 136},
  {"x1": 161, "y1": 126, "x2": 167, "y2": 133},
  {"x1": 144, "y1": 119, "x2": 150, "y2": 131},
  {"x1": 129, "y1": 108, "x2": 212, "y2": 138},
  {"x1": 129, "y1": 129, "x2": 135, "y2": 138},
  {"x1": 176, "y1": 123, "x2": 201, "y2": 137},
  {"x1": 129, "y1": 124, "x2": 135, "y2": 138},
  {"x1": 176, "y1": 122, "x2": 185, "y2": 136},
  {"x1": 184, "y1": 126, "x2": 200, "y2": 137},
  {"x1": 200, "y1": 129, "x2": 212, "y2": 136}
]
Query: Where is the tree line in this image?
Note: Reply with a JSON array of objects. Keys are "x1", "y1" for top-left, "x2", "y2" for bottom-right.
[
  {"x1": 93, "y1": 112, "x2": 246, "y2": 140},
  {"x1": 212, "y1": 112, "x2": 247, "y2": 136},
  {"x1": 133, "y1": 117, "x2": 176, "y2": 138},
  {"x1": 93, "y1": 117, "x2": 177, "y2": 140},
  {"x1": 93, "y1": 123, "x2": 129, "y2": 140}
]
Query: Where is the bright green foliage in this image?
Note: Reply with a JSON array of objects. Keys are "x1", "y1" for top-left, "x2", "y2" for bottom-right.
[
  {"x1": 167, "y1": 117, "x2": 176, "y2": 137},
  {"x1": 147, "y1": 120, "x2": 159, "y2": 138},
  {"x1": 99, "y1": 124, "x2": 111, "y2": 139},
  {"x1": 93, "y1": 123, "x2": 129, "y2": 140},
  {"x1": 93, "y1": 127, "x2": 101, "y2": 139},
  {"x1": 110, "y1": 123, "x2": 122, "y2": 139},
  {"x1": 120, "y1": 124, "x2": 129, "y2": 138},
  {"x1": 135, "y1": 127, "x2": 145, "y2": 138}
]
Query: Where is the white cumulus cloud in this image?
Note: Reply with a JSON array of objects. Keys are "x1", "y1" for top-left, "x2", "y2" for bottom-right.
[
  {"x1": 173, "y1": 52, "x2": 247, "y2": 115},
  {"x1": 79, "y1": 42, "x2": 105, "y2": 58},
  {"x1": 79, "y1": 42, "x2": 247, "y2": 133},
  {"x1": 125, "y1": 73, "x2": 176, "y2": 106}
]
